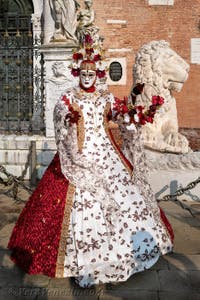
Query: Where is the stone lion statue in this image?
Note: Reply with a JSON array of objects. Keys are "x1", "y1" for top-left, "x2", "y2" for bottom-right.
[{"x1": 132, "y1": 40, "x2": 191, "y2": 154}]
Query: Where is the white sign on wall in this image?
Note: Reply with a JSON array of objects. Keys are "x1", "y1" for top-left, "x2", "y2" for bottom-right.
[
  {"x1": 149, "y1": 0, "x2": 174, "y2": 5},
  {"x1": 191, "y1": 38, "x2": 200, "y2": 64}
]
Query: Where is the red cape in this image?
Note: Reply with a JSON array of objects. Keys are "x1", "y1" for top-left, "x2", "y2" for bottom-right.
[{"x1": 8, "y1": 152, "x2": 69, "y2": 277}]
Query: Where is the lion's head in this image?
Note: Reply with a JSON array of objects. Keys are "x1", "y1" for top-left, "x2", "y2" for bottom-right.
[{"x1": 133, "y1": 40, "x2": 189, "y2": 95}]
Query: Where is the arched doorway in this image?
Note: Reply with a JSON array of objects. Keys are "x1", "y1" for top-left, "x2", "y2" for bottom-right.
[{"x1": 0, "y1": 0, "x2": 43, "y2": 133}]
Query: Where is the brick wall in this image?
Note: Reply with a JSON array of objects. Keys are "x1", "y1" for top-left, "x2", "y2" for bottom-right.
[{"x1": 79, "y1": 0, "x2": 200, "y2": 128}]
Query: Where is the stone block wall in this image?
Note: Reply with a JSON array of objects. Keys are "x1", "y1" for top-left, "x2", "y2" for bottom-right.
[
  {"x1": 77, "y1": 0, "x2": 200, "y2": 129},
  {"x1": 0, "y1": 135, "x2": 56, "y2": 181}
]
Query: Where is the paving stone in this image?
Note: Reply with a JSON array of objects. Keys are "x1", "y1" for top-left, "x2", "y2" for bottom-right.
[
  {"x1": 0, "y1": 189, "x2": 28, "y2": 209},
  {"x1": 36, "y1": 287, "x2": 100, "y2": 300},
  {"x1": 0, "y1": 223, "x2": 15, "y2": 248},
  {"x1": 99, "y1": 290, "x2": 158, "y2": 300},
  {"x1": 160, "y1": 201, "x2": 192, "y2": 217},
  {"x1": 168, "y1": 214, "x2": 200, "y2": 254},
  {"x1": 189, "y1": 270, "x2": 200, "y2": 292},
  {"x1": 6, "y1": 212, "x2": 21, "y2": 224},
  {"x1": 180, "y1": 216, "x2": 200, "y2": 227},
  {"x1": 159, "y1": 291, "x2": 200, "y2": 300},
  {"x1": 0, "y1": 195, "x2": 19, "y2": 211},
  {"x1": 182, "y1": 200, "x2": 200, "y2": 211},
  {"x1": 158, "y1": 270, "x2": 200, "y2": 292},
  {"x1": 48, "y1": 277, "x2": 72, "y2": 288},
  {"x1": 174, "y1": 239, "x2": 200, "y2": 254},
  {"x1": 151, "y1": 256, "x2": 169, "y2": 270},
  {"x1": 23, "y1": 274, "x2": 50, "y2": 288},
  {"x1": 165, "y1": 253, "x2": 200, "y2": 270},
  {"x1": 47, "y1": 278, "x2": 101, "y2": 300},
  {"x1": 191, "y1": 203, "x2": 200, "y2": 211},
  {"x1": 184, "y1": 227, "x2": 200, "y2": 240},
  {"x1": 0, "y1": 210, "x2": 7, "y2": 229},
  {"x1": 168, "y1": 213, "x2": 198, "y2": 231},
  {"x1": 101, "y1": 270, "x2": 160, "y2": 291},
  {"x1": 0, "y1": 267, "x2": 26, "y2": 288},
  {"x1": 0, "y1": 287, "x2": 37, "y2": 300},
  {"x1": 16, "y1": 188, "x2": 31, "y2": 202},
  {"x1": 0, "y1": 249, "x2": 15, "y2": 269}
]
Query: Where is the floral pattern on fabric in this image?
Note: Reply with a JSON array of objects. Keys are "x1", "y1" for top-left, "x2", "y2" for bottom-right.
[{"x1": 53, "y1": 87, "x2": 173, "y2": 287}]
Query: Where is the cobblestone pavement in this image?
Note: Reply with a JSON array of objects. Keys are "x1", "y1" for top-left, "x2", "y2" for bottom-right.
[{"x1": 0, "y1": 184, "x2": 200, "y2": 300}]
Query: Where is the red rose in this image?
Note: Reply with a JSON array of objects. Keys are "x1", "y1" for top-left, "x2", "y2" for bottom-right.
[
  {"x1": 145, "y1": 116, "x2": 154, "y2": 123},
  {"x1": 96, "y1": 69, "x2": 106, "y2": 78},
  {"x1": 121, "y1": 105, "x2": 129, "y2": 114},
  {"x1": 73, "y1": 52, "x2": 83, "y2": 61},
  {"x1": 138, "y1": 112, "x2": 146, "y2": 125},
  {"x1": 71, "y1": 68, "x2": 80, "y2": 77},
  {"x1": 152, "y1": 95, "x2": 164, "y2": 106},
  {"x1": 139, "y1": 118, "x2": 146, "y2": 125},
  {"x1": 113, "y1": 97, "x2": 129, "y2": 115},
  {"x1": 84, "y1": 34, "x2": 93, "y2": 45},
  {"x1": 149, "y1": 104, "x2": 157, "y2": 113},
  {"x1": 93, "y1": 54, "x2": 101, "y2": 61},
  {"x1": 86, "y1": 47, "x2": 94, "y2": 56},
  {"x1": 113, "y1": 97, "x2": 121, "y2": 105},
  {"x1": 148, "y1": 110, "x2": 156, "y2": 117},
  {"x1": 135, "y1": 105, "x2": 144, "y2": 112}
]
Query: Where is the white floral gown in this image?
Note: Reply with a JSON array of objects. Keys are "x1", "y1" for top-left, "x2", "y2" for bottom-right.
[{"x1": 53, "y1": 86, "x2": 173, "y2": 288}]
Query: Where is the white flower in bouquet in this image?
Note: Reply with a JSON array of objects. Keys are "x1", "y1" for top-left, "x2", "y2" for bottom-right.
[{"x1": 134, "y1": 114, "x2": 139, "y2": 123}]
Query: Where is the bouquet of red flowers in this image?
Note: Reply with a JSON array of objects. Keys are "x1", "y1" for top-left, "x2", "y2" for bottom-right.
[{"x1": 113, "y1": 86, "x2": 164, "y2": 126}]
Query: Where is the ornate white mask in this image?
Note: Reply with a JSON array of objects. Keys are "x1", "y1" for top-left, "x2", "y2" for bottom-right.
[{"x1": 80, "y1": 70, "x2": 96, "y2": 89}]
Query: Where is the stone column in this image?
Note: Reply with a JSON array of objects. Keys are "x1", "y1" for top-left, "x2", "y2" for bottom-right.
[
  {"x1": 43, "y1": 0, "x2": 55, "y2": 44},
  {"x1": 41, "y1": 43, "x2": 78, "y2": 137},
  {"x1": 31, "y1": 12, "x2": 43, "y2": 129}
]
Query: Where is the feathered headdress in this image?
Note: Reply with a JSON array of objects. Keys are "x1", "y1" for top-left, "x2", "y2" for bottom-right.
[{"x1": 69, "y1": 33, "x2": 107, "y2": 79}]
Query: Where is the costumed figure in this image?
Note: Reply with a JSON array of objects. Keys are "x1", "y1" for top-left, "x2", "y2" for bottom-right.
[
  {"x1": 8, "y1": 34, "x2": 174, "y2": 288},
  {"x1": 49, "y1": 0, "x2": 80, "y2": 42}
]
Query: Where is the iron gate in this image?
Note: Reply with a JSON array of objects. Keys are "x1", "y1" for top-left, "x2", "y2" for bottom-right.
[{"x1": 0, "y1": 1, "x2": 44, "y2": 134}]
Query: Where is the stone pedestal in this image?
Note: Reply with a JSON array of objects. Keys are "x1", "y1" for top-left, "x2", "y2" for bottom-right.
[
  {"x1": 145, "y1": 149, "x2": 200, "y2": 202},
  {"x1": 41, "y1": 42, "x2": 78, "y2": 137}
]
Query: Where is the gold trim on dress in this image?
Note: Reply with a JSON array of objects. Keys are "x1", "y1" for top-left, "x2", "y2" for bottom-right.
[
  {"x1": 103, "y1": 102, "x2": 133, "y2": 176},
  {"x1": 55, "y1": 184, "x2": 75, "y2": 277},
  {"x1": 55, "y1": 101, "x2": 85, "y2": 277}
]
